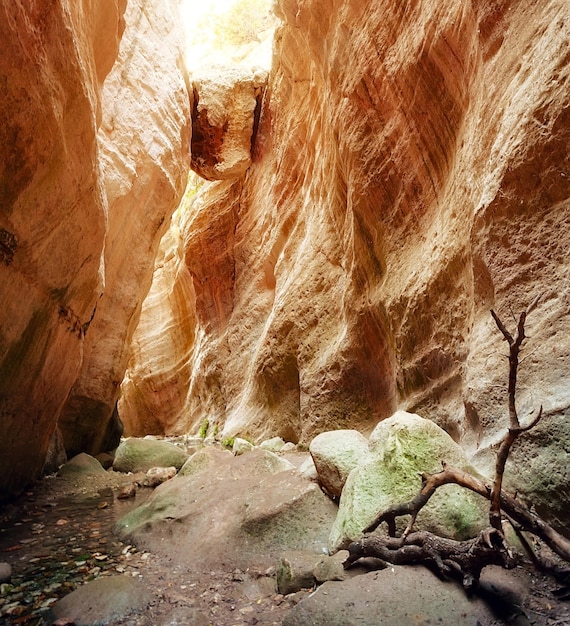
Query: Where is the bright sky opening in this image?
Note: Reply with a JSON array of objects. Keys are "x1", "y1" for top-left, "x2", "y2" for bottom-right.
[{"x1": 179, "y1": 0, "x2": 277, "y2": 72}]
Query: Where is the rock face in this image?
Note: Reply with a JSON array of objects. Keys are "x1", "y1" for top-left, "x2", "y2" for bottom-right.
[
  {"x1": 0, "y1": 0, "x2": 126, "y2": 500},
  {"x1": 118, "y1": 211, "x2": 196, "y2": 436},
  {"x1": 123, "y1": 0, "x2": 570, "y2": 526},
  {"x1": 0, "y1": 0, "x2": 190, "y2": 500},
  {"x1": 57, "y1": 0, "x2": 191, "y2": 458}
]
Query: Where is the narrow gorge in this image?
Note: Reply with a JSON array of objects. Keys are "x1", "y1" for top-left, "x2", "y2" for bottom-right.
[{"x1": 0, "y1": 0, "x2": 569, "y2": 623}]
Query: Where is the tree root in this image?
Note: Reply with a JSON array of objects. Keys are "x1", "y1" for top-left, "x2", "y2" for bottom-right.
[{"x1": 346, "y1": 528, "x2": 515, "y2": 591}]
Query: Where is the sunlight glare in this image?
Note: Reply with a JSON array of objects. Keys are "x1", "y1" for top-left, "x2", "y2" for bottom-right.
[{"x1": 179, "y1": 0, "x2": 277, "y2": 72}]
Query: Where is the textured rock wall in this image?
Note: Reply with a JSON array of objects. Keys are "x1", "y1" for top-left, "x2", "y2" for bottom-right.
[
  {"x1": 119, "y1": 210, "x2": 196, "y2": 436},
  {"x1": 57, "y1": 0, "x2": 192, "y2": 457},
  {"x1": 122, "y1": 0, "x2": 569, "y2": 524},
  {"x1": 0, "y1": 0, "x2": 126, "y2": 499}
]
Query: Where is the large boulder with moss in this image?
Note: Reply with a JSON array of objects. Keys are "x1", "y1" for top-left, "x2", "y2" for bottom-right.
[
  {"x1": 116, "y1": 447, "x2": 337, "y2": 569},
  {"x1": 309, "y1": 430, "x2": 369, "y2": 498},
  {"x1": 329, "y1": 411, "x2": 489, "y2": 552},
  {"x1": 113, "y1": 438, "x2": 188, "y2": 473}
]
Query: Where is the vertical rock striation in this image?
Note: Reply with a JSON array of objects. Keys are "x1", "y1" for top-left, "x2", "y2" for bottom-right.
[
  {"x1": 57, "y1": 0, "x2": 192, "y2": 457},
  {"x1": 119, "y1": 209, "x2": 196, "y2": 436},
  {"x1": 0, "y1": 0, "x2": 126, "y2": 499}
]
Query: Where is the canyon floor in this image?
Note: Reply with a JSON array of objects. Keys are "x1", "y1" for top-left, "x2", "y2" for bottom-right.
[{"x1": 0, "y1": 448, "x2": 568, "y2": 626}]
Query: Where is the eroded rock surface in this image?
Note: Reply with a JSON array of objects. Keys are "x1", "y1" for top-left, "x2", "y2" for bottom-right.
[
  {"x1": 0, "y1": 0, "x2": 126, "y2": 500},
  {"x1": 57, "y1": 0, "x2": 191, "y2": 458},
  {"x1": 124, "y1": 0, "x2": 570, "y2": 525}
]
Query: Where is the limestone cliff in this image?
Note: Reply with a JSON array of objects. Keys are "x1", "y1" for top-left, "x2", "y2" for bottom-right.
[
  {"x1": 57, "y1": 0, "x2": 191, "y2": 457},
  {"x1": 0, "y1": 0, "x2": 190, "y2": 500},
  {"x1": 0, "y1": 0, "x2": 126, "y2": 500},
  {"x1": 122, "y1": 0, "x2": 569, "y2": 526}
]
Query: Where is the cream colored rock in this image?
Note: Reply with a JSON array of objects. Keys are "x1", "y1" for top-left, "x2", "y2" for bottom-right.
[
  {"x1": 191, "y1": 65, "x2": 267, "y2": 180},
  {"x1": 309, "y1": 430, "x2": 369, "y2": 498},
  {"x1": 58, "y1": 0, "x2": 192, "y2": 456},
  {"x1": 0, "y1": 0, "x2": 125, "y2": 500}
]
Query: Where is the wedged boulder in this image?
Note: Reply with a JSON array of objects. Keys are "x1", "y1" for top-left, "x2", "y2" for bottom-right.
[
  {"x1": 191, "y1": 65, "x2": 267, "y2": 180},
  {"x1": 115, "y1": 447, "x2": 337, "y2": 569},
  {"x1": 329, "y1": 411, "x2": 489, "y2": 552},
  {"x1": 282, "y1": 566, "x2": 498, "y2": 626},
  {"x1": 309, "y1": 430, "x2": 369, "y2": 498},
  {"x1": 113, "y1": 438, "x2": 188, "y2": 473}
]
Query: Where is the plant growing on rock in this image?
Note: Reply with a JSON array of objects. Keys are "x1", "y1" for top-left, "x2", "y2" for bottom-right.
[{"x1": 345, "y1": 299, "x2": 570, "y2": 591}]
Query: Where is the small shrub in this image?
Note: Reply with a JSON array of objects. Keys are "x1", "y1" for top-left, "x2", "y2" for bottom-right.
[
  {"x1": 221, "y1": 436, "x2": 235, "y2": 449},
  {"x1": 198, "y1": 419, "x2": 209, "y2": 439}
]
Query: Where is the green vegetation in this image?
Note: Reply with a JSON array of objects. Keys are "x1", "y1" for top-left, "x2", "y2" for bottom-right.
[
  {"x1": 221, "y1": 436, "x2": 235, "y2": 449},
  {"x1": 212, "y1": 0, "x2": 275, "y2": 47},
  {"x1": 198, "y1": 419, "x2": 210, "y2": 439}
]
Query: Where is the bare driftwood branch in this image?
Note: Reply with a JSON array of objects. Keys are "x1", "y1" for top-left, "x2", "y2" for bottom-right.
[
  {"x1": 362, "y1": 462, "x2": 570, "y2": 562},
  {"x1": 489, "y1": 298, "x2": 542, "y2": 530},
  {"x1": 346, "y1": 528, "x2": 514, "y2": 591},
  {"x1": 347, "y1": 299, "x2": 570, "y2": 589}
]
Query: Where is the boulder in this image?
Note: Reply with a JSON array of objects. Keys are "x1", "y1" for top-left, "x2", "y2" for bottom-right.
[
  {"x1": 276, "y1": 551, "x2": 319, "y2": 595},
  {"x1": 282, "y1": 566, "x2": 498, "y2": 626},
  {"x1": 329, "y1": 412, "x2": 488, "y2": 552},
  {"x1": 0, "y1": 563, "x2": 11, "y2": 584},
  {"x1": 143, "y1": 466, "x2": 177, "y2": 487},
  {"x1": 57, "y1": 453, "x2": 107, "y2": 478},
  {"x1": 49, "y1": 575, "x2": 151, "y2": 625},
  {"x1": 115, "y1": 448, "x2": 337, "y2": 570},
  {"x1": 233, "y1": 437, "x2": 255, "y2": 455},
  {"x1": 309, "y1": 430, "x2": 369, "y2": 498},
  {"x1": 191, "y1": 65, "x2": 267, "y2": 180},
  {"x1": 259, "y1": 436, "x2": 286, "y2": 453},
  {"x1": 113, "y1": 438, "x2": 188, "y2": 473}
]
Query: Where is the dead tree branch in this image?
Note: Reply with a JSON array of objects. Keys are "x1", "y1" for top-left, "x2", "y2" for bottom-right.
[
  {"x1": 361, "y1": 462, "x2": 570, "y2": 562},
  {"x1": 346, "y1": 528, "x2": 514, "y2": 591},
  {"x1": 489, "y1": 296, "x2": 542, "y2": 530}
]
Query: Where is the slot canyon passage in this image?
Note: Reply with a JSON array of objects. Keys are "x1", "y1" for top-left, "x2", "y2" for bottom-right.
[{"x1": 0, "y1": 0, "x2": 569, "y2": 624}]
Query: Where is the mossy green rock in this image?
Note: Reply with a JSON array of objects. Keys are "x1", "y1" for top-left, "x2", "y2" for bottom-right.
[
  {"x1": 115, "y1": 447, "x2": 336, "y2": 569},
  {"x1": 57, "y1": 453, "x2": 106, "y2": 477},
  {"x1": 329, "y1": 411, "x2": 489, "y2": 552},
  {"x1": 113, "y1": 438, "x2": 188, "y2": 473}
]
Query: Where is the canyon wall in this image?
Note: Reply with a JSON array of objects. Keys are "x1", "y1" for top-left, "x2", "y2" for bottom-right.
[
  {"x1": 0, "y1": 0, "x2": 190, "y2": 500},
  {"x1": 57, "y1": 0, "x2": 191, "y2": 457},
  {"x1": 0, "y1": 0, "x2": 126, "y2": 499},
  {"x1": 122, "y1": 0, "x2": 569, "y2": 525}
]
